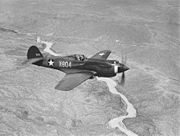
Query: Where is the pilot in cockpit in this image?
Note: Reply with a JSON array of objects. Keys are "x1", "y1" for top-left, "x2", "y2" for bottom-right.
[{"x1": 76, "y1": 54, "x2": 87, "y2": 61}]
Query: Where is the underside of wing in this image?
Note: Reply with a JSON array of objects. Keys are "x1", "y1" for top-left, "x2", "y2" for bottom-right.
[
  {"x1": 55, "y1": 73, "x2": 93, "y2": 91},
  {"x1": 60, "y1": 68, "x2": 88, "y2": 74},
  {"x1": 90, "y1": 50, "x2": 111, "y2": 60}
]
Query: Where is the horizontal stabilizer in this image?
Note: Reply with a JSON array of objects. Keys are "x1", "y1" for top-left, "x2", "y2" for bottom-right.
[{"x1": 22, "y1": 58, "x2": 43, "y2": 65}]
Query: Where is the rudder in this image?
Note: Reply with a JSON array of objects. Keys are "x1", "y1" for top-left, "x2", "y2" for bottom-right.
[{"x1": 27, "y1": 46, "x2": 43, "y2": 59}]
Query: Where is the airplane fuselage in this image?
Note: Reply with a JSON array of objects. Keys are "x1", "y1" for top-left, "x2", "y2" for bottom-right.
[{"x1": 38, "y1": 57, "x2": 117, "y2": 77}]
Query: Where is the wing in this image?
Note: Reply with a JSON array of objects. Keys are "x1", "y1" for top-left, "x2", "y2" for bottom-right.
[
  {"x1": 90, "y1": 50, "x2": 111, "y2": 60},
  {"x1": 55, "y1": 73, "x2": 93, "y2": 91}
]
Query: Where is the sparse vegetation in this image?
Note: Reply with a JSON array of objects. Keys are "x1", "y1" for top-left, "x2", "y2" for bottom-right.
[{"x1": 0, "y1": 0, "x2": 179, "y2": 136}]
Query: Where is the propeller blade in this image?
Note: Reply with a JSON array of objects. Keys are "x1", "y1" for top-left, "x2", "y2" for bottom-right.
[
  {"x1": 124, "y1": 56, "x2": 127, "y2": 65},
  {"x1": 120, "y1": 72, "x2": 125, "y2": 86},
  {"x1": 121, "y1": 55, "x2": 124, "y2": 64},
  {"x1": 121, "y1": 55, "x2": 127, "y2": 64}
]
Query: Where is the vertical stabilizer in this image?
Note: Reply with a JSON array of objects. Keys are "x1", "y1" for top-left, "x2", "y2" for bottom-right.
[{"x1": 27, "y1": 46, "x2": 43, "y2": 59}]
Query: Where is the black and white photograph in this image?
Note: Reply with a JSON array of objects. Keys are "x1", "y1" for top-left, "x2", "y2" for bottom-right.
[{"x1": 0, "y1": 0, "x2": 179, "y2": 136}]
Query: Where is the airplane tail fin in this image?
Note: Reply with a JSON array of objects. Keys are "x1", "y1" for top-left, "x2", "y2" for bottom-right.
[
  {"x1": 27, "y1": 46, "x2": 43, "y2": 59},
  {"x1": 25, "y1": 46, "x2": 43, "y2": 65}
]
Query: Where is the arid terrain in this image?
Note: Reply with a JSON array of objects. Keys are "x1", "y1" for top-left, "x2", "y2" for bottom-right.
[{"x1": 0, "y1": 0, "x2": 179, "y2": 136}]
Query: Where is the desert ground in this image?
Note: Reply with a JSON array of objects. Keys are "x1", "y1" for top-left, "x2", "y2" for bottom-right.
[{"x1": 0, "y1": 0, "x2": 179, "y2": 136}]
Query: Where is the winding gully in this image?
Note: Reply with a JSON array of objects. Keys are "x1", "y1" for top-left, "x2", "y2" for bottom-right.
[{"x1": 37, "y1": 37, "x2": 138, "y2": 136}]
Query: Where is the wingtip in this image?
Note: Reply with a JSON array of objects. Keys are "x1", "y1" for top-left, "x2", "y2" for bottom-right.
[{"x1": 54, "y1": 86, "x2": 72, "y2": 91}]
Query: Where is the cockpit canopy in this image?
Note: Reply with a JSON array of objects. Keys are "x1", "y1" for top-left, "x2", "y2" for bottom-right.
[
  {"x1": 74, "y1": 54, "x2": 87, "y2": 61},
  {"x1": 65, "y1": 54, "x2": 87, "y2": 61},
  {"x1": 114, "y1": 60, "x2": 119, "y2": 64}
]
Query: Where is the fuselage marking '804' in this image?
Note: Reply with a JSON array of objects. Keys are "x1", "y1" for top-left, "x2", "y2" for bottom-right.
[{"x1": 59, "y1": 61, "x2": 72, "y2": 68}]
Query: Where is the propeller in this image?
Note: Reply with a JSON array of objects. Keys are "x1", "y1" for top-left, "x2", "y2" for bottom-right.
[
  {"x1": 120, "y1": 71, "x2": 125, "y2": 86},
  {"x1": 120, "y1": 55, "x2": 127, "y2": 86},
  {"x1": 115, "y1": 40, "x2": 128, "y2": 86}
]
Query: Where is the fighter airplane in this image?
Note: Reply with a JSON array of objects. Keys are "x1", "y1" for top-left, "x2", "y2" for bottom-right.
[{"x1": 26, "y1": 46, "x2": 129, "y2": 91}]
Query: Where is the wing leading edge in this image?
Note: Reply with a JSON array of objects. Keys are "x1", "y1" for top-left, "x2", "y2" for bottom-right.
[
  {"x1": 90, "y1": 50, "x2": 111, "y2": 60},
  {"x1": 55, "y1": 73, "x2": 93, "y2": 91}
]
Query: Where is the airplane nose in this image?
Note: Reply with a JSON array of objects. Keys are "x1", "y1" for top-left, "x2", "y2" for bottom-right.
[
  {"x1": 123, "y1": 65, "x2": 129, "y2": 71},
  {"x1": 118, "y1": 65, "x2": 129, "y2": 73}
]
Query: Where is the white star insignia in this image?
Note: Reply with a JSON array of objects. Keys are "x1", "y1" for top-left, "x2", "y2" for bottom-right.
[{"x1": 48, "y1": 59, "x2": 54, "y2": 66}]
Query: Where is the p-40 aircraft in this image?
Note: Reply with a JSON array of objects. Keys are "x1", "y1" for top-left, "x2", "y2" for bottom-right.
[{"x1": 26, "y1": 46, "x2": 129, "y2": 91}]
